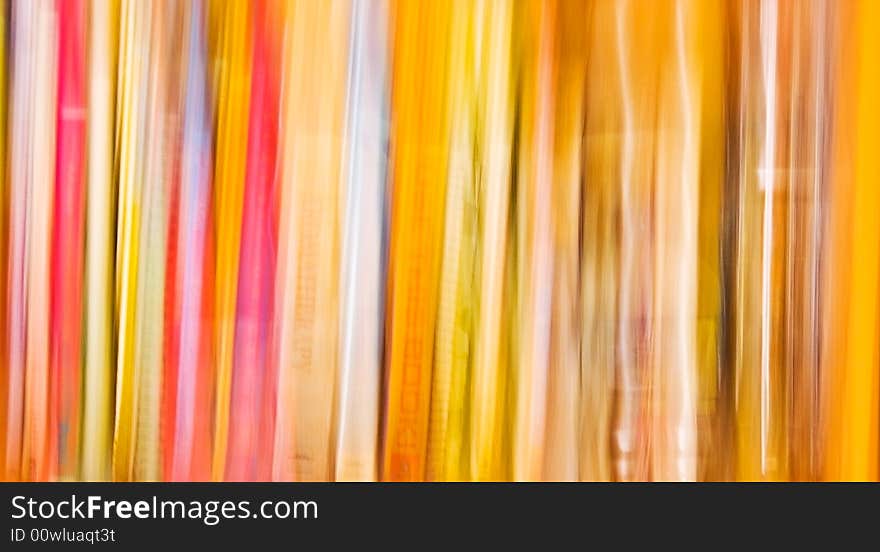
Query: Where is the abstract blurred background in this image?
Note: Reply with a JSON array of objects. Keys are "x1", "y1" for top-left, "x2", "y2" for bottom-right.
[{"x1": 1, "y1": 0, "x2": 878, "y2": 482}]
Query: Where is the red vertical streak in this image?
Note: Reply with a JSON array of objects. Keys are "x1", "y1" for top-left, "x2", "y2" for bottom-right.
[
  {"x1": 162, "y1": 124, "x2": 183, "y2": 481},
  {"x1": 226, "y1": 0, "x2": 280, "y2": 481},
  {"x1": 49, "y1": 0, "x2": 86, "y2": 480}
]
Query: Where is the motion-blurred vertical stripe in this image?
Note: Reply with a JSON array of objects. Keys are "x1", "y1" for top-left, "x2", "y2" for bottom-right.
[
  {"x1": 81, "y1": 0, "x2": 118, "y2": 482},
  {"x1": 544, "y1": 0, "x2": 585, "y2": 482},
  {"x1": 4, "y1": 0, "x2": 33, "y2": 482},
  {"x1": 470, "y1": 0, "x2": 515, "y2": 483},
  {"x1": 613, "y1": 0, "x2": 659, "y2": 482},
  {"x1": 513, "y1": 0, "x2": 556, "y2": 482},
  {"x1": 335, "y1": 0, "x2": 389, "y2": 483},
  {"x1": 382, "y1": 0, "x2": 451, "y2": 482},
  {"x1": 226, "y1": 0, "x2": 281, "y2": 481},
  {"x1": 427, "y1": 0, "x2": 476, "y2": 482},
  {"x1": 0, "y1": 0, "x2": 9, "y2": 481},
  {"x1": 732, "y1": 0, "x2": 789, "y2": 481},
  {"x1": 273, "y1": 0, "x2": 348, "y2": 482},
  {"x1": 580, "y1": 0, "x2": 620, "y2": 482},
  {"x1": 50, "y1": 0, "x2": 86, "y2": 481},
  {"x1": 167, "y1": 0, "x2": 214, "y2": 482},
  {"x1": 112, "y1": 0, "x2": 148, "y2": 482},
  {"x1": 210, "y1": 0, "x2": 251, "y2": 482},
  {"x1": 835, "y1": 0, "x2": 880, "y2": 481},
  {"x1": 20, "y1": 0, "x2": 58, "y2": 482},
  {"x1": 650, "y1": 0, "x2": 701, "y2": 482}
]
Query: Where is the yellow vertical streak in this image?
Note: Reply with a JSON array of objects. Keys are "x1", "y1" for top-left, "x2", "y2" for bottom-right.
[
  {"x1": 112, "y1": 0, "x2": 146, "y2": 482},
  {"x1": 470, "y1": 0, "x2": 515, "y2": 482},
  {"x1": 839, "y1": 0, "x2": 880, "y2": 481},
  {"x1": 426, "y1": 0, "x2": 476, "y2": 482},
  {"x1": 694, "y1": 0, "x2": 727, "y2": 481},
  {"x1": 133, "y1": 0, "x2": 181, "y2": 482}
]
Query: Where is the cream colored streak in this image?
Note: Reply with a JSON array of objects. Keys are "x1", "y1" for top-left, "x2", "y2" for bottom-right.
[
  {"x1": 613, "y1": 0, "x2": 637, "y2": 481},
  {"x1": 758, "y1": 0, "x2": 778, "y2": 476},
  {"x1": 272, "y1": 0, "x2": 306, "y2": 482},
  {"x1": 471, "y1": 0, "x2": 513, "y2": 481},
  {"x1": 274, "y1": 0, "x2": 348, "y2": 481},
  {"x1": 22, "y1": 1, "x2": 58, "y2": 480},
  {"x1": 651, "y1": 0, "x2": 699, "y2": 482}
]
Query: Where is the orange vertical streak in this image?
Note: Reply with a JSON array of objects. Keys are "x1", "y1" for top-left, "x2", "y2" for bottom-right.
[{"x1": 382, "y1": 0, "x2": 451, "y2": 481}]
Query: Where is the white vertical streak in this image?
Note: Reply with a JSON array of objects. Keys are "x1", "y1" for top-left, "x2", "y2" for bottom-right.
[
  {"x1": 335, "y1": 0, "x2": 387, "y2": 481},
  {"x1": 758, "y1": 0, "x2": 778, "y2": 475},
  {"x1": 672, "y1": 0, "x2": 699, "y2": 481}
]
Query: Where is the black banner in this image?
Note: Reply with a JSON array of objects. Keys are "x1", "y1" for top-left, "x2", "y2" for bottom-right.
[{"x1": 0, "y1": 483, "x2": 870, "y2": 548}]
